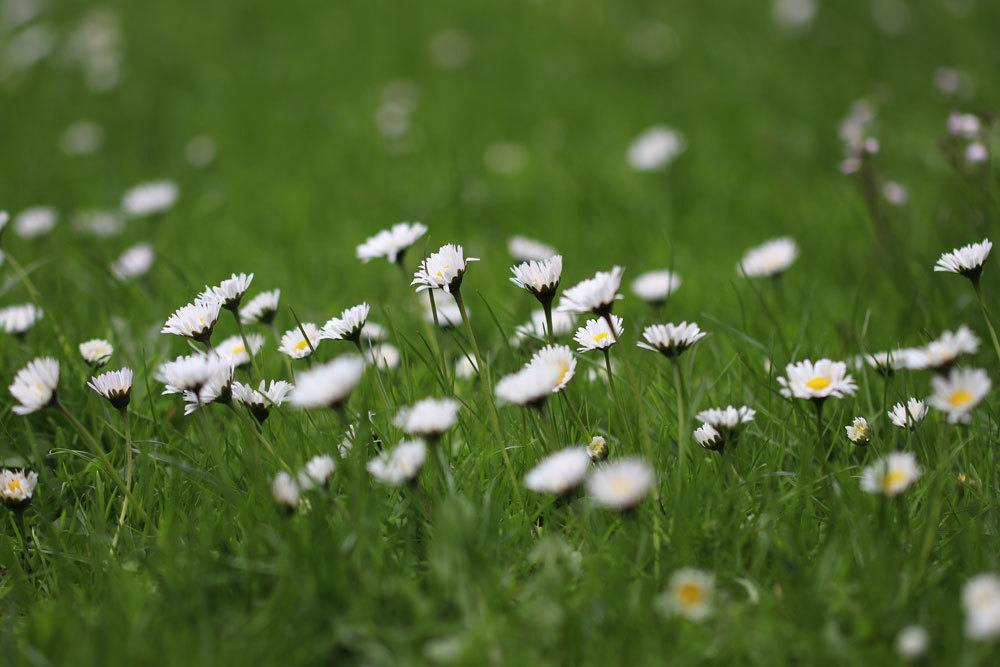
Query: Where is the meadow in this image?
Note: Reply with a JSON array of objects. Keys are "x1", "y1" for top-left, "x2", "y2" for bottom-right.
[{"x1": 2, "y1": 0, "x2": 1000, "y2": 664}]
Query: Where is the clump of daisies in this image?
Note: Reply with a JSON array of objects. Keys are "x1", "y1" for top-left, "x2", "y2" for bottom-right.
[
  {"x1": 845, "y1": 417, "x2": 871, "y2": 445},
  {"x1": 860, "y1": 452, "x2": 921, "y2": 496},
  {"x1": 524, "y1": 447, "x2": 590, "y2": 495},
  {"x1": 79, "y1": 338, "x2": 113, "y2": 367},
  {"x1": 693, "y1": 405, "x2": 755, "y2": 453},
  {"x1": 738, "y1": 237, "x2": 799, "y2": 278},
  {"x1": 887, "y1": 398, "x2": 927, "y2": 430},
  {"x1": 586, "y1": 458, "x2": 655, "y2": 511},
  {"x1": 0, "y1": 303, "x2": 43, "y2": 336},
  {"x1": 656, "y1": 568, "x2": 714, "y2": 621},
  {"x1": 356, "y1": 222, "x2": 427, "y2": 266}
]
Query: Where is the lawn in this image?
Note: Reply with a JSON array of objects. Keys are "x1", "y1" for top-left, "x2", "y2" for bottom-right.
[{"x1": 2, "y1": 0, "x2": 1000, "y2": 664}]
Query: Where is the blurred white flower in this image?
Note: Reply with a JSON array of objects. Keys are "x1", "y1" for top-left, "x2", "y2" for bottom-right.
[
  {"x1": 507, "y1": 235, "x2": 557, "y2": 262},
  {"x1": 966, "y1": 141, "x2": 988, "y2": 164},
  {"x1": 739, "y1": 237, "x2": 798, "y2": 278},
  {"x1": 627, "y1": 126, "x2": 685, "y2": 171},
  {"x1": 368, "y1": 439, "x2": 427, "y2": 486},
  {"x1": 9, "y1": 357, "x2": 59, "y2": 415},
  {"x1": 394, "y1": 398, "x2": 460, "y2": 438},
  {"x1": 882, "y1": 180, "x2": 909, "y2": 206},
  {"x1": 428, "y1": 29, "x2": 472, "y2": 70},
  {"x1": 483, "y1": 142, "x2": 529, "y2": 175},
  {"x1": 74, "y1": 209, "x2": 123, "y2": 237},
  {"x1": 772, "y1": 0, "x2": 817, "y2": 28},
  {"x1": 121, "y1": 180, "x2": 179, "y2": 218},
  {"x1": 928, "y1": 367, "x2": 991, "y2": 423},
  {"x1": 14, "y1": 206, "x2": 57, "y2": 239},
  {"x1": 365, "y1": 343, "x2": 400, "y2": 370},
  {"x1": 185, "y1": 134, "x2": 217, "y2": 167},
  {"x1": 111, "y1": 243, "x2": 154, "y2": 281},
  {"x1": 587, "y1": 458, "x2": 655, "y2": 510},
  {"x1": 60, "y1": 120, "x2": 103, "y2": 155},
  {"x1": 947, "y1": 112, "x2": 980, "y2": 139},
  {"x1": 79, "y1": 338, "x2": 113, "y2": 367},
  {"x1": 860, "y1": 451, "x2": 921, "y2": 496},
  {"x1": 357, "y1": 222, "x2": 427, "y2": 264},
  {"x1": 895, "y1": 625, "x2": 929, "y2": 661},
  {"x1": 288, "y1": 355, "x2": 365, "y2": 410},
  {"x1": 513, "y1": 309, "x2": 575, "y2": 346},
  {"x1": 659, "y1": 569, "x2": 715, "y2": 621},
  {"x1": 271, "y1": 472, "x2": 300, "y2": 510},
  {"x1": 240, "y1": 289, "x2": 280, "y2": 325},
  {"x1": 215, "y1": 333, "x2": 265, "y2": 368},
  {"x1": 631, "y1": 269, "x2": 681, "y2": 306},
  {"x1": 524, "y1": 447, "x2": 590, "y2": 495},
  {"x1": 963, "y1": 574, "x2": 1000, "y2": 640},
  {"x1": 298, "y1": 454, "x2": 336, "y2": 490},
  {"x1": 0, "y1": 303, "x2": 43, "y2": 335}
]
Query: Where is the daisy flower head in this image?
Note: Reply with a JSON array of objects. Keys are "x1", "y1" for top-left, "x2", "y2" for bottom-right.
[
  {"x1": 845, "y1": 417, "x2": 871, "y2": 445},
  {"x1": 860, "y1": 451, "x2": 922, "y2": 496},
  {"x1": 495, "y1": 363, "x2": 564, "y2": 409},
  {"x1": 121, "y1": 180, "x2": 179, "y2": 218},
  {"x1": 586, "y1": 458, "x2": 655, "y2": 511},
  {"x1": 586, "y1": 435, "x2": 609, "y2": 462},
  {"x1": 87, "y1": 367, "x2": 133, "y2": 411},
  {"x1": 356, "y1": 222, "x2": 427, "y2": 264},
  {"x1": 573, "y1": 315, "x2": 622, "y2": 352},
  {"x1": 924, "y1": 325, "x2": 980, "y2": 370},
  {"x1": 524, "y1": 447, "x2": 591, "y2": 495},
  {"x1": 215, "y1": 333, "x2": 265, "y2": 368},
  {"x1": 693, "y1": 423, "x2": 723, "y2": 452},
  {"x1": 0, "y1": 303, "x2": 43, "y2": 335},
  {"x1": 394, "y1": 397, "x2": 460, "y2": 438},
  {"x1": 895, "y1": 625, "x2": 929, "y2": 661},
  {"x1": 368, "y1": 439, "x2": 427, "y2": 487},
  {"x1": 321, "y1": 303, "x2": 370, "y2": 343},
  {"x1": 558, "y1": 266, "x2": 624, "y2": 316},
  {"x1": 658, "y1": 569, "x2": 714, "y2": 621},
  {"x1": 162, "y1": 297, "x2": 222, "y2": 345},
  {"x1": 528, "y1": 344, "x2": 576, "y2": 393},
  {"x1": 110, "y1": 243, "x2": 154, "y2": 281},
  {"x1": 510, "y1": 255, "x2": 562, "y2": 304},
  {"x1": 180, "y1": 363, "x2": 234, "y2": 414},
  {"x1": 79, "y1": 338, "x2": 113, "y2": 367},
  {"x1": 627, "y1": 125, "x2": 685, "y2": 171},
  {"x1": 298, "y1": 454, "x2": 337, "y2": 490},
  {"x1": 513, "y1": 309, "x2": 575, "y2": 347},
  {"x1": 288, "y1": 355, "x2": 365, "y2": 410},
  {"x1": 928, "y1": 367, "x2": 991, "y2": 423},
  {"x1": 934, "y1": 239, "x2": 992, "y2": 281},
  {"x1": 777, "y1": 359, "x2": 857, "y2": 402},
  {"x1": 14, "y1": 206, "x2": 57, "y2": 239},
  {"x1": 271, "y1": 472, "x2": 300, "y2": 511},
  {"x1": 365, "y1": 343, "x2": 400, "y2": 370},
  {"x1": 963, "y1": 574, "x2": 1000, "y2": 640},
  {"x1": 278, "y1": 322, "x2": 322, "y2": 359},
  {"x1": 232, "y1": 379, "x2": 294, "y2": 423},
  {"x1": 200, "y1": 272, "x2": 254, "y2": 311},
  {"x1": 948, "y1": 112, "x2": 981, "y2": 139},
  {"x1": 240, "y1": 289, "x2": 281, "y2": 325},
  {"x1": 1, "y1": 469, "x2": 39, "y2": 511},
  {"x1": 155, "y1": 352, "x2": 231, "y2": 396},
  {"x1": 637, "y1": 322, "x2": 706, "y2": 359},
  {"x1": 455, "y1": 355, "x2": 479, "y2": 380},
  {"x1": 508, "y1": 235, "x2": 557, "y2": 262},
  {"x1": 631, "y1": 269, "x2": 681, "y2": 306},
  {"x1": 887, "y1": 398, "x2": 928, "y2": 430},
  {"x1": 738, "y1": 237, "x2": 799, "y2": 278},
  {"x1": 411, "y1": 243, "x2": 479, "y2": 294},
  {"x1": 966, "y1": 142, "x2": 988, "y2": 164},
  {"x1": 695, "y1": 405, "x2": 754, "y2": 448},
  {"x1": 9, "y1": 357, "x2": 59, "y2": 415}
]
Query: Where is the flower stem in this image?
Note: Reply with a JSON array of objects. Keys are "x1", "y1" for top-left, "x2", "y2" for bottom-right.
[
  {"x1": 232, "y1": 310, "x2": 261, "y2": 381},
  {"x1": 670, "y1": 357, "x2": 688, "y2": 486},
  {"x1": 602, "y1": 348, "x2": 616, "y2": 393},
  {"x1": 973, "y1": 280, "x2": 1000, "y2": 365},
  {"x1": 542, "y1": 300, "x2": 555, "y2": 342},
  {"x1": 426, "y1": 290, "x2": 451, "y2": 386},
  {"x1": 112, "y1": 410, "x2": 134, "y2": 550}
]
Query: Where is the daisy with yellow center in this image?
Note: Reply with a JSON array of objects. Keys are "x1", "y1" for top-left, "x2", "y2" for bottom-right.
[
  {"x1": 777, "y1": 359, "x2": 857, "y2": 401},
  {"x1": 278, "y1": 323, "x2": 322, "y2": 359},
  {"x1": 656, "y1": 569, "x2": 715, "y2": 621},
  {"x1": 0, "y1": 468, "x2": 38, "y2": 510},
  {"x1": 860, "y1": 451, "x2": 921, "y2": 496},
  {"x1": 928, "y1": 367, "x2": 991, "y2": 423}
]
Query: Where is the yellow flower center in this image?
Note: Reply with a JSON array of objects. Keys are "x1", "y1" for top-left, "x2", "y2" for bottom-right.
[
  {"x1": 593, "y1": 332, "x2": 609, "y2": 343},
  {"x1": 677, "y1": 583, "x2": 705, "y2": 607},
  {"x1": 556, "y1": 363, "x2": 570, "y2": 386},
  {"x1": 608, "y1": 476, "x2": 632, "y2": 496},
  {"x1": 294, "y1": 340, "x2": 309, "y2": 351},
  {"x1": 883, "y1": 469, "x2": 906, "y2": 491},
  {"x1": 949, "y1": 389, "x2": 973, "y2": 407},
  {"x1": 231, "y1": 345, "x2": 245, "y2": 355},
  {"x1": 806, "y1": 376, "x2": 831, "y2": 391}
]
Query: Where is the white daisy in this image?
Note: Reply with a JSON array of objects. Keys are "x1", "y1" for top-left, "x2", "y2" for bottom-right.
[
  {"x1": 524, "y1": 447, "x2": 591, "y2": 495},
  {"x1": 627, "y1": 125, "x2": 685, "y2": 171},
  {"x1": 278, "y1": 322, "x2": 322, "y2": 359},
  {"x1": 510, "y1": 255, "x2": 562, "y2": 303},
  {"x1": 365, "y1": 343, "x2": 400, "y2": 370},
  {"x1": 240, "y1": 289, "x2": 281, "y2": 325},
  {"x1": 411, "y1": 244, "x2": 479, "y2": 294},
  {"x1": 288, "y1": 355, "x2": 365, "y2": 410},
  {"x1": 180, "y1": 364, "x2": 234, "y2": 414},
  {"x1": 508, "y1": 235, "x2": 557, "y2": 262},
  {"x1": 934, "y1": 239, "x2": 992, "y2": 279},
  {"x1": 586, "y1": 458, "x2": 655, "y2": 511},
  {"x1": 495, "y1": 363, "x2": 563, "y2": 409},
  {"x1": 215, "y1": 333, "x2": 265, "y2": 367},
  {"x1": 948, "y1": 112, "x2": 981, "y2": 139},
  {"x1": 356, "y1": 222, "x2": 428, "y2": 264},
  {"x1": 637, "y1": 322, "x2": 706, "y2": 358},
  {"x1": 14, "y1": 206, "x2": 57, "y2": 239},
  {"x1": 882, "y1": 181, "x2": 909, "y2": 206},
  {"x1": 367, "y1": 439, "x2": 427, "y2": 487},
  {"x1": 738, "y1": 237, "x2": 799, "y2": 278},
  {"x1": 860, "y1": 451, "x2": 922, "y2": 496},
  {"x1": 586, "y1": 435, "x2": 609, "y2": 462},
  {"x1": 394, "y1": 398, "x2": 460, "y2": 438},
  {"x1": 963, "y1": 574, "x2": 1000, "y2": 640},
  {"x1": 87, "y1": 367, "x2": 133, "y2": 411},
  {"x1": 923, "y1": 325, "x2": 980, "y2": 369},
  {"x1": 232, "y1": 379, "x2": 294, "y2": 423},
  {"x1": 895, "y1": 625, "x2": 929, "y2": 661},
  {"x1": 928, "y1": 367, "x2": 991, "y2": 423},
  {"x1": 694, "y1": 405, "x2": 754, "y2": 449},
  {"x1": 0, "y1": 469, "x2": 39, "y2": 510},
  {"x1": 110, "y1": 243, "x2": 154, "y2": 281},
  {"x1": 693, "y1": 423, "x2": 723, "y2": 451},
  {"x1": 121, "y1": 180, "x2": 179, "y2": 218},
  {"x1": 887, "y1": 398, "x2": 928, "y2": 429},
  {"x1": 321, "y1": 303, "x2": 370, "y2": 343},
  {"x1": 9, "y1": 357, "x2": 59, "y2": 415},
  {"x1": 557, "y1": 266, "x2": 624, "y2": 316},
  {"x1": 513, "y1": 309, "x2": 575, "y2": 346},
  {"x1": 658, "y1": 569, "x2": 714, "y2": 621},
  {"x1": 200, "y1": 272, "x2": 254, "y2": 311},
  {"x1": 455, "y1": 355, "x2": 479, "y2": 380},
  {"x1": 155, "y1": 352, "x2": 231, "y2": 395},
  {"x1": 0, "y1": 303, "x2": 43, "y2": 335},
  {"x1": 79, "y1": 338, "x2": 113, "y2": 367},
  {"x1": 777, "y1": 359, "x2": 857, "y2": 401},
  {"x1": 271, "y1": 472, "x2": 300, "y2": 510},
  {"x1": 845, "y1": 417, "x2": 871, "y2": 445},
  {"x1": 573, "y1": 316, "x2": 622, "y2": 352},
  {"x1": 631, "y1": 269, "x2": 681, "y2": 306},
  {"x1": 298, "y1": 454, "x2": 336, "y2": 490},
  {"x1": 966, "y1": 142, "x2": 988, "y2": 164},
  {"x1": 529, "y1": 344, "x2": 576, "y2": 392},
  {"x1": 161, "y1": 298, "x2": 222, "y2": 344}
]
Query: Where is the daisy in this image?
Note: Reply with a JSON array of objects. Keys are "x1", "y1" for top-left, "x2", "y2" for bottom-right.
[
  {"x1": 0, "y1": 469, "x2": 39, "y2": 511},
  {"x1": 200, "y1": 273, "x2": 253, "y2": 312},
  {"x1": 365, "y1": 343, "x2": 400, "y2": 370},
  {"x1": 288, "y1": 355, "x2": 365, "y2": 410},
  {"x1": 963, "y1": 574, "x2": 1000, "y2": 640},
  {"x1": 87, "y1": 367, "x2": 133, "y2": 411},
  {"x1": 278, "y1": 322, "x2": 322, "y2": 359},
  {"x1": 524, "y1": 447, "x2": 591, "y2": 495},
  {"x1": 495, "y1": 363, "x2": 564, "y2": 409},
  {"x1": 658, "y1": 569, "x2": 714, "y2": 621},
  {"x1": 695, "y1": 405, "x2": 755, "y2": 449},
  {"x1": 298, "y1": 454, "x2": 336, "y2": 490},
  {"x1": 232, "y1": 379, "x2": 294, "y2": 423},
  {"x1": 79, "y1": 338, "x2": 113, "y2": 367},
  {"x1": 586, "y1": 435, "x2": 609, "y2": 462},
  {"x1": 121, "y1": 180, "x2": 179, "y2": 218},
  {"x1": 271, "y1": 472, "x2": 300, "y2": 511},
  {"x1": 356, "y1": 222, "x2": 427, "y2": 265},
  {"x1": 923, "y1": 325, "x2": 980, "y2": 370},
  {"x1": 240, "y1": 289, "x2": 281, "y2": 325},
  {"x1": 361, "y1": 321, "x2": 387, "y2": 341},
  {"x1": 411, "y1": 243, "x2": 479, "y2": 294},
  {"x1": 0, "y1": 303, "x2": 43, "y2": 335},
  {"x1": 966, "y1": 142, "x2": 988, "y2": 164},
  {"x1": 529, "y1": 344, "x2": 576, "y2": 392},
  {"x1": 215, "y1": 333, "x2": 265, "y2": 368},
  {"x1": 845, "y1": 417, "x2": 871, "y2": 445},
  {"x1": 627, "y1": 125, "x2": 685, "y2": 171},
  {"x1": 631, "y1": 269, "x2": 681, "y2": 306},
  {"x1": 948, "y1": 112, "x2": 981, "y2": 139},
  {"x1": 586, "y1": 458, "x2": 655, "y2": 511},
  {"x1": 693, "y1": 423, "x2": 723, "y2": 452},
  {"x1": 394, "y1": 398, "x2": 461, "y2": 438},
  {"x1": 574, "y1": 316, "x2": 622, "y2": 352},
  {"x1": 180, "y1": 364, "x2": 234, "y2": 414},
  {"x1": 928, "y1": 367, "x2": 991, "y2": 423},
  {"x1": 777, "y1": 359, "x2": 857, "y2": 401},
  {"x1": 155, "y1": 353, "x2": 231, "y2": 396},
  {"x1": 9, "y1": 357, "x2": 59, "y2": 415},
  {"x1": 935, "y1": 239, "x2": 992, "y2": 280},
  {"x1": 895, "y1": 626, "x2": 929, "y2": 661},
  {"x1": 513, "y1": 309, "x2": 575, "y2": 346},
  {"x1": 321, "y1": 303, "x2": 370, "y2": 345},
  {"x1": 455, "y1": 355, "x2": 478, "y2": 380},
  {"x1": 860, "y1": 451, "x2": 922, "y2": 496},
  {"x1": 161, "y1": 297, "x2": 222, "y2": 345},
  {"x1": 637, "y1": 322, "x2": 706, "y2": 358},
  {"x1": 110, "y1": 243, "x2": 154, "y2": 281},
  {"x1": 367, "y1": 439, "x2": 428, "y2": 486},
  {"x1": 558, "y1": 266, "x2": 624, "y2": 317},
  {"x1": 887, "y1": 398, "x2": 928, "y2": 430},
  {"x1": 738, "y1": 237, "x2": 799, "y2": 278},
  {"x1": 73, "y1": 209, "x2": 123, "y2": 238},
  {"x1": 508, "y1": 235, "x2": 557, "y2": 262},
  {"x1": 14, "y1": 206, "x2": 57, "y2": 239},
  {"x1": 510, "y1": 255, "x2": 562, "y2": 304}
]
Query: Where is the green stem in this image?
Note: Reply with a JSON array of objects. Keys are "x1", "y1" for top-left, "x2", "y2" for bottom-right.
[
  {"x1": 543, "y1": 300, "x2": 555, "y2": 342},
  {"x1": 973, "y1": 280, "x2": 1000, "y2": 366},
  {"x1": 670, "y1": 357, "x2": 687, "y2": 486},
  {"x1": 232, "y1": 310, "x2": 261, "y2": 381},
  {"x1": 112, "y1": 410, "x2": 134, "y2": 550},
  {"x1": 426, "y1": 290, "x2": 452, "y2": 387},
  {"x1": 602, "y1": 348, "x2": 616, "y2": 393}
]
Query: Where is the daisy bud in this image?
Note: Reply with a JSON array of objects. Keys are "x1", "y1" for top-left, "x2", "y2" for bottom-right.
[
  {"x1": 79, "y1": 338, "x2": 113, "y2": 368},
  {"x1": 586, "y1": 435, "x2": 609, "y2": 462},
  {"x1": 845, "y1": 417, "x2": 870, "y2": 445},
  {"x1": 1, "y1": 468, "x2": 39, "y2": 511}
]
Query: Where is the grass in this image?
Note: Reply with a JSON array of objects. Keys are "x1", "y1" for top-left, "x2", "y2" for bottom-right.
[{"x1": 2, "y1": 0, "x2": 1000, "y2": 664}]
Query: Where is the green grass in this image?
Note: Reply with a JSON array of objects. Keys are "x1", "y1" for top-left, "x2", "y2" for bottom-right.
[{"x1": 3, "y1": 0, "x2": 1000, "y2": 664}]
